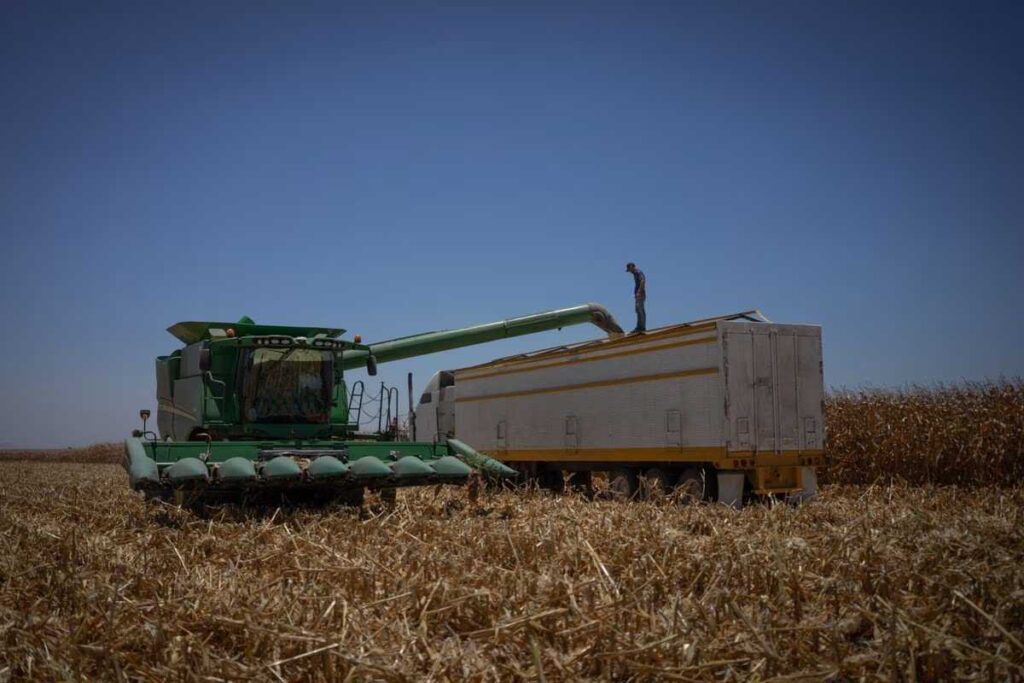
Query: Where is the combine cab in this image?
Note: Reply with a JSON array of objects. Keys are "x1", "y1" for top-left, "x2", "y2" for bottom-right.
[{"x1": 124, "y1": 305, "x2": 622, "y2": 504}]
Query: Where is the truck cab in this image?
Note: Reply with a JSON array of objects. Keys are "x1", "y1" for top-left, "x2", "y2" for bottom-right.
[{"x1": 414, "y1": 370, "x2": 457, "y2": 442}]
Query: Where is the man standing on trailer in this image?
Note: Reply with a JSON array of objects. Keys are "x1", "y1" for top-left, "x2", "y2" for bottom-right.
[{"x1": 626, "y1": 262, "x2": 646, "y2": 333}]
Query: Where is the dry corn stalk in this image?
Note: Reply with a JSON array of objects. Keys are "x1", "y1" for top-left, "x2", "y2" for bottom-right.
[{"x1": 824, "y1": 380, "x2": 1024, "y2": 486}]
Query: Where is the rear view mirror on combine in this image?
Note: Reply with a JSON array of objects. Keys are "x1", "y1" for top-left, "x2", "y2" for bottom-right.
[{"x1": 366, "y1": 354, "x2": 378, "y2": 376}]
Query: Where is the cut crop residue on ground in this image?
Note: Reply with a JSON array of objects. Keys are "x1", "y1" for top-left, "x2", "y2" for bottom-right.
[{"x1": 1, "y1": 461, "x2": 1022, "y2": 680}]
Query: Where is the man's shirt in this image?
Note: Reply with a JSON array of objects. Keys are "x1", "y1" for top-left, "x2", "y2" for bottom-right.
[{"x1": 632, "y1": 269, "x2": 646, "y2": 298}]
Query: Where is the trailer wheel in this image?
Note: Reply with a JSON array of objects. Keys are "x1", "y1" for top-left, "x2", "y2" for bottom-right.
[
  {"x1": 676, "y1": 466, "x2": 712, "y2": 503},
  {"x1": 640, "y1": 468, "x2": 673, "y2": 500},
  {"x1": 568, "y1": 471, "x2": 594, "y2": 498},
  {"x1": 508, "y1": 463, "x2": 535, "y2": 490},
  {"x1": 609, "y1": 467, "x2": 639, "y2": 500},
  {"x1": 538, "y1": 469, "x2": 565, "y2": 493}
]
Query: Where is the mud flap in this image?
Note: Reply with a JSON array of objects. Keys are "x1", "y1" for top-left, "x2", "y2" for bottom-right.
[
  {"x1": 716, "y1": 472, "x2": 745, "y2": 509},
  {"x1": 788, "y1": 467, "x2": 818, "y2": 504}
]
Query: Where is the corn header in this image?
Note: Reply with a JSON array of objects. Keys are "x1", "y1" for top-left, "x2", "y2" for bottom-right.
[{"x1": 124, "y1": 304, "x2": 622, "y2": 504}]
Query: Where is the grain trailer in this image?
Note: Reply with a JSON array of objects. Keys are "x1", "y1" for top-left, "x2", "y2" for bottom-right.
[{"x1": 415, "y1": 311, "x2": 824, "y2": 506}]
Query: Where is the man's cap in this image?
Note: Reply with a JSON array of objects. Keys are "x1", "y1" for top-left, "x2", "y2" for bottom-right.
[{"x1": 625, "y1": 262, "x2": 635, "y2": 271}]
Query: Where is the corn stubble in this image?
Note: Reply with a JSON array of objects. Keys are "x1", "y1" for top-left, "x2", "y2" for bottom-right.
[
  {"x1": 1, "y1": 381, "x2": 1022, "y2": 680},
  {"x1": 0, "y1": 462, "x2": 1021, "y2": 681}
]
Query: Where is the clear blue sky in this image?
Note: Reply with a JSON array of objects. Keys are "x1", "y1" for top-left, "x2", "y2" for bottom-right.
[{"x1": 1, "y1": 1, "x2": 1021, "y2": 447}]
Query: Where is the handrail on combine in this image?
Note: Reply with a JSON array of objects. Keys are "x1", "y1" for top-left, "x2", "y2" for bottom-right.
[
  {"x1": 378, "y1": 383, "x2": 399, "y2": 435},
  {"x1": 347, "y1": 380, "x2": 365, "y2": 430}
]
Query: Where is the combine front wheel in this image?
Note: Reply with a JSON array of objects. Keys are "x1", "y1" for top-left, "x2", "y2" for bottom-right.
[
  {"x1": 379, "y1": 487, "x2": 397, "y2": 507},
  {"x1": 337, "y1": 487, "x2": 365, "y2": 507}
]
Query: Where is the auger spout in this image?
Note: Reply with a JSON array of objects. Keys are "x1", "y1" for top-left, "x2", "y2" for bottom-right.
[{"x1": 339, "y1": 303, "x2": 623, "y2": 371}]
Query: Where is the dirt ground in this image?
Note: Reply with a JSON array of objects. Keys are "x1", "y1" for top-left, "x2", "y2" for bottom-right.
[{"x1": 0, "y1": 461, "x2": 1021, "y2": 681}]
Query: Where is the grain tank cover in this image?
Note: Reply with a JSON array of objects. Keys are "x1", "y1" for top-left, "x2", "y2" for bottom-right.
[{"x1": 167, "y1": 318, "x2": 345, "y2": 344}]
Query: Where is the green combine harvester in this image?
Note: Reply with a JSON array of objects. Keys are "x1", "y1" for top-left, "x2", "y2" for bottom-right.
[{"x1": 124, "y1": 304, "x2": 622, "y2": 504}]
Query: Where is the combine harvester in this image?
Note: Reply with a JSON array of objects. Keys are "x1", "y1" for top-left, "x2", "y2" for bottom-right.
[
  {"x1": 415, "y1": 311, "x2": 825, "y2": 507},
  {"x1": 124, "y1": 304, "x2": 622, "y2": 504}
]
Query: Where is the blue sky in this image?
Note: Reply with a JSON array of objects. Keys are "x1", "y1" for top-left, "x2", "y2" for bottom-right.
[{"x1": 1, "y1": 1, "x2": 1021, "y2": 447}]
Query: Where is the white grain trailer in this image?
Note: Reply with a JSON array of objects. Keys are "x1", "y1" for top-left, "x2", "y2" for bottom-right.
[{"x1": 415, "y1": 311, "x2": 824, "y2": 506}]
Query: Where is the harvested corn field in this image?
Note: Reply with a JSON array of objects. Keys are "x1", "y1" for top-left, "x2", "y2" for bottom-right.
[{"x1": 1, "y1": 461, "x2": 1022, "y2": 680}]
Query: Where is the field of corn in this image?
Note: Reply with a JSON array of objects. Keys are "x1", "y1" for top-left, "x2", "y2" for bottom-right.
[
  {"x1": 0, "y1": 382, "x2": 1021, "y2": 680},
  {"x1": 825, "y1": 381, "x2": 1024, "y2": 487}
]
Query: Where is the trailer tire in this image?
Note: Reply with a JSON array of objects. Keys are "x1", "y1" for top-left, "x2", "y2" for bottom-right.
[
  {"x1": 508, "y1": 463, "x2": 535, "y2": 490},
  {"x1": 676, "y1": 466, "x2": 712, "y2": 503},
  {"x1": 538, "y1": 469, "x2": 564, "y2": 493},
  {"x1": 609, "y1": 467, "x2": 639, "y2": 500},
  {"x1": 640, "y1": 468, "x2": 673, "y2": 500},
  {"x1": 568, "y1": 471, "x2": 594, "y2": 498}
]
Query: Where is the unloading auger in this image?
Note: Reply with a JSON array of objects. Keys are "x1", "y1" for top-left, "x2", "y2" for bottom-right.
[{"x1": 123, "y1": 304, "x2": 622, "y2": 504}]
